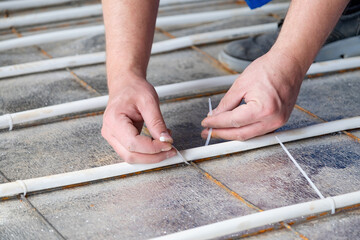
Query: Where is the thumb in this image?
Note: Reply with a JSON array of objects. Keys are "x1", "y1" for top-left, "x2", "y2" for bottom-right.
[
  {"x1": 212, "y1": 84, "x2": 244, "y2": 116},
  {"x1": 140, "y1": 100, "x2": 173, "y2": 143}
]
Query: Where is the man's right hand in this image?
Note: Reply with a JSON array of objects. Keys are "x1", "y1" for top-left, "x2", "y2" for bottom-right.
[{"x1": 102, "y1": 73, "x2": 177, "y2": 164}]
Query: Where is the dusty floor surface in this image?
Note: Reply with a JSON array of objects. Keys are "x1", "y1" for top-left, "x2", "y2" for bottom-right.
[{"x1": 0, "y1": 0, "x2": 360, "y2": 239}]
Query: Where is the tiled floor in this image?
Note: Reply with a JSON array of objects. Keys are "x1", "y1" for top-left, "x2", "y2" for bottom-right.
[{"x1": 0, "y1": 0, "x2": 359, "y2": 239}]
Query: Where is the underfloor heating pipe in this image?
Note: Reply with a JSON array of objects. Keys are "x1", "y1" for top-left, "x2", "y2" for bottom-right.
[
  {"x1": 0, "y1": 3, "x2": 288, "y2": 51},
  {"x1": 150, "y1": 190, "x2": 360, "y2": 240},
  {"x1": 0, "y1": 4, "x2": 103, "y2": 29},
  {"x1": 0, "y1": 23, "x2": 278, "y2": 78},
  {"x1": 0, "y1": 75, "x2": 237, "y2": 130},
  {"x1": 0, "y1": 116, "x2": 359, "y2": 198},
  {"x1": 1, "y1": 55, "x2": 360, "y2": 131},
  {"x1": 0, "y1": 2, "x2": 288, "y2": 30},
  {"x1": 0, "y1": 0, "x2": 214, "y2": 11},
  {"x1": 0, "y1": 0, "x2": 74, "y2": 11}
]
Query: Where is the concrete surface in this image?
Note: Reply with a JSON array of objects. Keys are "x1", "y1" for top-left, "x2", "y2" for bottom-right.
[{"x1": 0, "y1": 0, "x2": 359, "y2": 239}]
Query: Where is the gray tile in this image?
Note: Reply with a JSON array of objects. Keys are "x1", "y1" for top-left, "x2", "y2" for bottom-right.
[
  {"x1": 148, "y1": 48, "x2": 229, "y2": 86},
  {"x1": 198, "y1": 133, "x2": 360, "y2": 210},
  {"x1": 0, "y1": 115, "x2": 117, "y2": 180},
  {"x1": 161, "y1": 94, "x2": 227, "y2": 150},
  {"x1": 39, "y1": 31, "x2": 105, "y2": 58},
  {"x1": 350, "y1": 130, "x2": 360, "y2": 139},
  {"x1": 0, "y1": 173, "x2": 8, "y2": 183},
  {"x1": 70, "y1": 64, "x2": 108, "y2": 95},
  {"x1": 0, "y1": 70, "x2": 97, "y2": 115},
  {"x1": 28, "y1": 166, "x2": 255, "y2": 239},
  {"x1": 0, "y1": 46, "x2": 47, "y2": 66},
  {"x1": 278, "y1": 134, "x2": 360, "y2": 197},
  {"x1": 0, "y1": 199, "x2": 60, "y2": 240},
  {"x1": 170, "y1": 14, "x2": 278, "y2": 37},
  {"x1": 243, "y1": 228, "x2": 298, "y2": 240},
  {"x1": 292, "y1": 208, "x2": 360, "y2": 240},
  {"x1": 297, "y1": 71, "x2": 360, "y2": 121}
]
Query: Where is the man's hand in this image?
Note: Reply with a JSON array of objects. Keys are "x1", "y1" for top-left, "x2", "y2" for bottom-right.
[
  {"x1": 102, "y1": 73, "x2": 176, "y2": 163},
  {"x1": 201, "y1": 50, "x2": 303, "y2": 141}
]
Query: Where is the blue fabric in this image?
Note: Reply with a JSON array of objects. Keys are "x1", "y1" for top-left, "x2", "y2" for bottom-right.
[{"x1": 245, "y1": 0, "x2": 272, "y2": 9}]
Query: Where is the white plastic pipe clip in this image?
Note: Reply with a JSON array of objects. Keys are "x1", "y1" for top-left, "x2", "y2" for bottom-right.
[
  {"x1": 5, "y1": 114, "x2": 13, "y2": 131},
  {"x1": 326, "y1": 197, "x2": 336, "y2": 214},
  {"x1": 205, "y1": 98, "x2": 213, "y2": 146},
  {"x1": 275, "y1": 136, "x2": 336, "y2": 214},
  {"x1": 16, "y1": 180, "x2": 28, "y2": 196},
  {"x1": 173, "y1": 146, "x2": 190, "y2": 165}
]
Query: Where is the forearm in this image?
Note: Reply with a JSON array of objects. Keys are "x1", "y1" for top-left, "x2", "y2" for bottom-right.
[
  {"x1": 102, "y1": 0, "x2": 159, "y2": 95},
  {"x1": 271, "y1": 0, "x2": 349, "y2": 75}
]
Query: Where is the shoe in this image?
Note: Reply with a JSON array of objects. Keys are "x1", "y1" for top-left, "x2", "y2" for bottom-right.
[{"x1": 219, "y1": 4, "x2": 360, "y2": 72}]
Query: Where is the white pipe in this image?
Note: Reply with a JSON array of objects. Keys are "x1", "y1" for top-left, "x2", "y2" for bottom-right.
[
  {"x1": 0, "y1": 116, "x2": 359, "y2": 198},
  {"x1": 151, "y1": 190, "x2": 360, "y2": 240},
  {"x1": 0, "y1": 23, "x2": 277, "y2": 77},
  {"x1": 0, "y1": 0, "x2": 75, "y2": 11},
  {"x1": 159, "y1": 0, "x2": 210, "y2": 6},
  {"x1": 0, "y1": 75, "x2": 237, "y2": 130},
  {"x1": 0, "y1": 52, "x2": 106, "y2": 79},
  {"x1": 1, "y1": 51, "x2": 360, "y2": 129},
  {"x1": 0, "y1": 3, "x2": 288, "y2": 52},
  {"x1": 0, "y1": 25, "x2": 105, "y2": 52},
  {"x1": 0, "y1": 0, "x2": 212, "y2": 11},
  {"x1": 307, "y1": 56, "x2": 360, "y2": 75},
  {"x1": 0, "y1": 5, "x2": 102, "y2": 29},
  {"x1": 4, "y1": 25, "x2": 360, "y2": 79},
  {"x1": 151, "y1": 22, "x2": 277, "y2": 54},
  {"x1": 156, "y1": 3, "x2": 288, "y2": 27}
]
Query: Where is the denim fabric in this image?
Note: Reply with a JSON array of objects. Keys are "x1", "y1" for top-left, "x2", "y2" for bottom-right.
[{"x1": 245, "y1": 0, "x2": 272, "y2": 9}]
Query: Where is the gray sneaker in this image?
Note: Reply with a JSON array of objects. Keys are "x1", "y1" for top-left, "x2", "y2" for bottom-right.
[{"x1": 219, "y1": 3, "x2": 360, "y2": 72}]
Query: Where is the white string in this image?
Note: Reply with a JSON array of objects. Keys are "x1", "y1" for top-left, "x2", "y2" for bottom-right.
[
  {"x1": 205, "y1": 98, "x2": 213, "y2": 146},
  {"x1": 173, "y1": 146, "x2": 190, "y2": 165},
  {"x1": 5, "y1": 114, "x2": 13, "y2": 131},
  {"x1": 275, "y1": 136, "x2": 325, "y2": 199},
  {"x1": 16, "y1": 180, "x2": 27, "y2": 196}
]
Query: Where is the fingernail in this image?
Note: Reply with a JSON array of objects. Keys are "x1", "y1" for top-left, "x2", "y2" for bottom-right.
[
  {"x1": 159, "y1": 132, "x2": 173, "y2": 143},
  {"x1": 161, "y1": 145, "x2": 172, "y2": 152},
  {"x1": 201, "y1": 120, "x2": 207, "y2": 127}
]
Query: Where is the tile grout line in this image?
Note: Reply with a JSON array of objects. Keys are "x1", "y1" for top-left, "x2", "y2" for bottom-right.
[
  {"x1": 0, "y1": 170, "x2": 66, "y2": 240},
  {"x1": 294, "y1": 105, "x2": 360, "y2": 143},
  {"x1": 9, "y1": 26, "x2": 100, "y2": 96},
  {"x1": 189, "y1": 162, "x2": 308, "y2": 240},
  {"x1": 157, "y1": 26, "x2": 309, "y2": 240}
]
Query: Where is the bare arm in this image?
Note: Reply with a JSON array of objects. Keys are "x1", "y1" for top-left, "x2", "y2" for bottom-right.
[
  {"x1": 202, "y1": 0, "x2": 349, "y2": 140},
  {"x1": 102, "y1": 0, "x2": 176, "y2": 163}
]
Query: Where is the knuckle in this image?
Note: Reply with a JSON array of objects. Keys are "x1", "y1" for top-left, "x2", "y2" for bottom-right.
[
  {"x1": 262, "y1": 102, "x2": 279, "y2": 117},
  {"x1": 142, "y1": 93, "x2": 158, "y2": 106},
  {"x1": 275, "y1": 113, "x2": 288, "y2": 127},
  {"x1": 231, "y1": 118, "x2": 241, "y2": 128},
  {"x1": 236, "y1": 134, "x2": 246, "y2": 141},
  {"x1": 149, "y1": 117, "x2": 165, "y2": 129},
  {"x1": 126, "y1": 139, "x2": 137, "y2": 152},
  {"x1": 123, "y1": 153, "x2": 136, "y2": 164}
]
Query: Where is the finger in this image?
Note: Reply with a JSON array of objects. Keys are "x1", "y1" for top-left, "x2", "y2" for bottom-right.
[
  {"x1": 106, "y1": 134, "x2": 177, "y2": 164},
  {"x1": 201, "y1": 121, "x2": 277, "y2": 141},
  {"x1": 202, "y1": 101, "x2": 260, "y2": 128},
  {"x1": 139, "y1": 99, "x2": 173, "y2": 143},
  {"x1": 212, "y1": 83, "x2": 245, "y2": 115},
  {"x1": 107, "y1": 115, "x2": 172, "y2": 154}
]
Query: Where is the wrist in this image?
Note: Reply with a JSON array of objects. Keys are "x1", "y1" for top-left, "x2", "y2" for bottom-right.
[{"x1": 107, "y1": 70, "x2": 147, "y2": 98}]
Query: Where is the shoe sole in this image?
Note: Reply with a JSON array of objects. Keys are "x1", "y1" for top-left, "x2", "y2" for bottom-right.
[
  {"x1": 219, "y1": 36, "x2": 360, "y2": 72},
  {"x1": 315, "y1": 36, "x2": 360, "y2": 61},
  {"x1": 218, "y1": 51, "x2": 251, "y2": 72}
]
